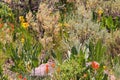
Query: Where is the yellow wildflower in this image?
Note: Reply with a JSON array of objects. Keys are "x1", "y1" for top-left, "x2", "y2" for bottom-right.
[
  {"x1": 64, "y1": 23, "x2": 70, "y2": 27},
  {"x1": 97, "y1": 8, "x2": 103, "y2": 16},
  {"x1": 58, "y1": 23, "x2": 63, "y2": 27},
  {"x1": 21, "y1": 38, "x2": 25, "y2": 43},
  {"x1": 8, "y1": 13, "x2": 12, "y2": 16},
  {"x1": 103, "y1": 66, "x2": 107, "y2": 70},
  {"x1": 19, "y1": 16, "x2": 25, "y2": 22},
  {"x1": 21, "y1": 22, "x2": 29, "y2": 29}
]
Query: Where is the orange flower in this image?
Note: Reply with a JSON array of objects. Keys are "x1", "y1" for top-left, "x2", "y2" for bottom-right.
[
  {"x1": 45, "y1": 64, "x2": 49, "y2": 73},
  {"x1": 8, "y1": 23, "x2": 14, "y2": 31},
  {"x1": 91, "y1": 61, "x2": 99, "y2": 69},
  {"x1": 18, "y1": 74, "x2": 22, "y2": 79},
  {"x1": 0, "y1": 24, "x2": 3, "y2": 28},
  {"x1": 23, "y1": 77, "x2": 27, "y2": 80},
  {"x1": 51, "y1": 63, "x2": 55, "y2": 68}
]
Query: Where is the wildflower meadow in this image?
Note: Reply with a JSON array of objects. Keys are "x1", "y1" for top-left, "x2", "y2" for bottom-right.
[{"x1": 0, "y1": 0, "x2": 120, "y2": 80}]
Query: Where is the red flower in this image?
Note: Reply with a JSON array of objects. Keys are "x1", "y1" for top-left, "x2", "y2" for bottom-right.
[
  {"x1": 45, "y1": 64, "x2": 49, "y2": 73},
  {"x1": 91, "y1": 61, "x2": 99, "y2": 69},
  {"x1": 23, "y1": 77, "x2": 27, "y2": 80},
  {"x1": 18, "y1": 74, "x2": 22, "y2": 79}
]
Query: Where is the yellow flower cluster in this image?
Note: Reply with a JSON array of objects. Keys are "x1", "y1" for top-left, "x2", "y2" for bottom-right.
[
  {"x1": 97, "y1": 8, "x2": 103, "y2": 16},
  {"x1": 21, "y1": 22, "x2": 29, "y2": 29},
  {"x1": 58, "y1": 23, "x2": 70, "y2": 27},
  {"x1": 19, "y1": 16, "x2": 29, "y2": 29}
]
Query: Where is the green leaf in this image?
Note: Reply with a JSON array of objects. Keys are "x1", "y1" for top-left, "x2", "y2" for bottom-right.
[
  {"x1": 95, "y1": 40, "x2": 102, "y2": 61},
  {"x1": 32, "y1": 59, "x2": 39, "y2": 67},
  {"x1": 89, "y1": 41, "x2": 94, "y2": 60},
  {"x1": 51, "y1": 51, "x2": 56, "y2": 58},
  {"x1": 71, "y1": 46, "x2": 78, "y2": 56}
]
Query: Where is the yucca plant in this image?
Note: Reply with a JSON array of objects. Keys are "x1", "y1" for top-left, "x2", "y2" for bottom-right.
[
  {"x1": 88, "y1": 39, "x2": 106, "y2": 62},
  {"x1": 10, "y1": 41, "x2": 41, "y2": 72},
  {"x1": 3, "y1": 25, "x2": 42, "y2": 77}
]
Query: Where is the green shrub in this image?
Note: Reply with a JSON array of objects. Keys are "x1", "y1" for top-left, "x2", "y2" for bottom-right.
[
  {"x1": 0, "y1": 2, "x2": 14, "y2": 23},
  {"x1": 54, "y1": 40, "x2": 108, "y2": 80}
]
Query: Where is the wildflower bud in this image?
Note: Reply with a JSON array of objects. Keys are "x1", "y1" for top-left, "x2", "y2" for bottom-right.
[
  {"x1": 18, "y1": 74, "x2": 22, "y2": 79},
  {"x1": 21, "y1": 38, "x2": 25, "y2": 43},
  {"x1": 51, "y1": 63, "x2": 55, "y2": 68},
  {"x1": 97, "y1": 8, "x2": 103, "y2": 16},
  {"x1": 103, "y1": 66, "x2": 107, "y2": 70}
]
